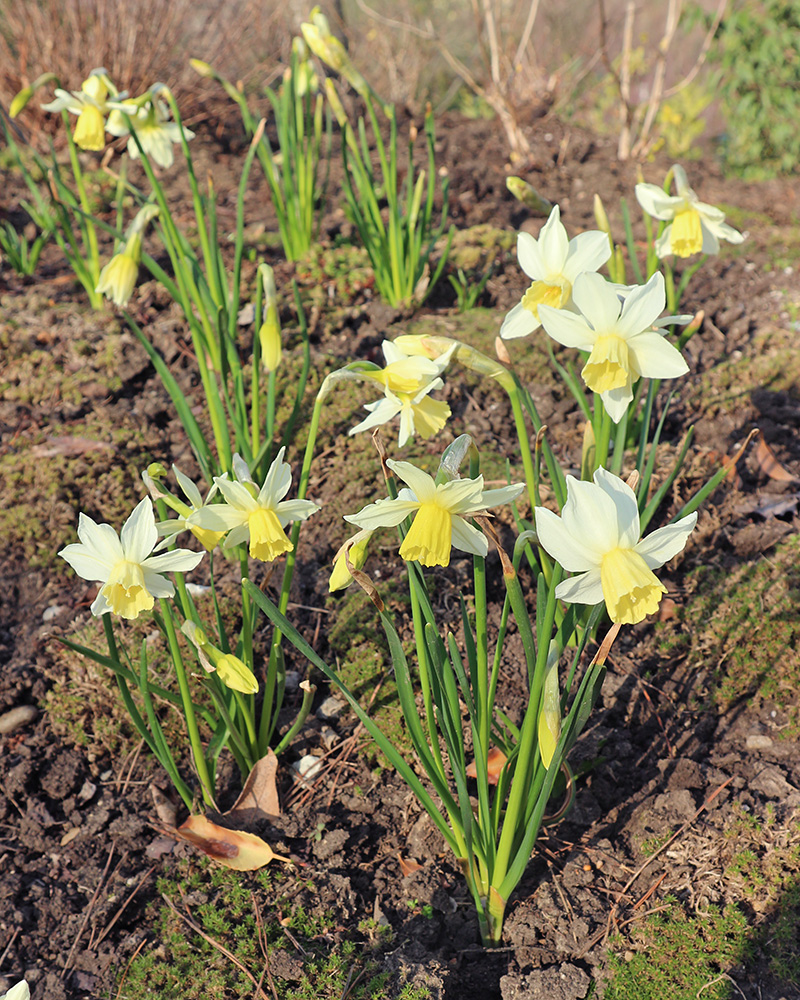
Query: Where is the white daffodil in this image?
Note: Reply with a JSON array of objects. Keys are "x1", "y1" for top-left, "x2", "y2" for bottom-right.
[
  {"x1": 59, "y1": 497, "x2": 204, "y2": 620},
  {"x1": 350, "y1": 340, "x2": 454, "y2": 447},
  {"x1": 535, "y1": 467, "x2": 697, "y2": 626},
  {"x1": 345, "y1": 460, "x2": 524, "y2": 567},
  {"x1": 41, "y1": 71, "x2": 134, "y2": 151},
  {"x1": 189, "y1": 449, "x2": 319, "y2": 562},
  {"x1": 107, "y1": 93, "x2": 193, "y2": 169},
  {"x1": 538, "y1": 271, "x2": 688, "y2": 423},
  {"x1": 635, "y1": 165, "x2": 744, "y2": 259},
  {"x1": 0, "y1": 981, "x2": 30, "y2": 1000},
  {"x1": 500, "y1": 205, "x2": 611, "y2": 340}
]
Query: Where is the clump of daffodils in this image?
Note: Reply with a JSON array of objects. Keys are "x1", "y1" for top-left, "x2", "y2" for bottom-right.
[
  {"x1": 538, "y1": 271, "x2": 688, "y2": 423},
  {"x1": 189, "y1": 450, "x2": 319, "y2": 561},
  {"x1": 350, "y1": 340, "x2": 454, "y2": 447},
  {"x1": 59, "y1": 497, "x2": 204, "y2": 620},
  {"x1": 535, "y1": 467, "x2": 697, "y2": 625},
  {"x1": 106, "y1": 85, "x2": 194, "y2": 169},
  {"x1": 345, "y1": 459, "x2": 524, "y2": 568},
  {"x1": 500, "y1": 205, "x2": 611, "y2": 340},
  {"x1": 635, "y1": 165, "x2": 744, "y2": 259}
]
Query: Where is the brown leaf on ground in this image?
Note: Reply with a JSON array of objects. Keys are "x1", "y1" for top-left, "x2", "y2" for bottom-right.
[
  {"x1": 398, "y1": 854, "x2": 423, "y2": 876},
  {"x1": 175, "y1": 814, "x2": 292, "y2": 870},
  {"x1": 224, "y1": 748, "x2": 281, "y2": 823},
  {"x1": 31, "y1": 436, "x2": 113, "y2": 457},
  {"x1": 753, "y1": 437, "x2": 798, "y2": 483}
]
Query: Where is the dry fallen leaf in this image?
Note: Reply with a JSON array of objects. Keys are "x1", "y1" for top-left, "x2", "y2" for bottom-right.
[
  {"x1": 224, "y1": 748, "x2": 281, "y2": 824},
  {"x1": 175, "y1": 814, "x2": 292, "y2": 870},
  {"x1": 150, "y1": 783, "x2": 179, "y2": 828},
  {"x1": 466, "y1": 746, "x2": 508, "y2": 784},
  {"x1": 754, "y1": 437, "x2": 798, "y2": 483},
  {"x1": 398, "y1": 854, "x2": 423, "y2": 877}
]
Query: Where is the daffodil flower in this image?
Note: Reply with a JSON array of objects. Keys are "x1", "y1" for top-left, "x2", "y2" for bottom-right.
[
  {"x1": 142, "y1": 464, "x2": 227, "y2": 552},
  {"x1": 41, "y1": 71, "x2": 134, "y2": 151},
  {"x1": 181, "y1": 621, "x2": 259, "y2": 694},
  {"x1": 107, "y1": 92, "x2": 194, "y2": 169},
  {"x1": 189, "y1": 450, "x2": 319, "y2": 561},
  {"x1": 59, "y1": 497, "x2": 204, "y2": 620},
  {"x1": 329, "y1": 528, "x2": 373, "y2": 592},
  {"x1": 538, "y1": 271, "x2": 688, "y2": 423},
  {"x1": 350, "y1": 340, "x2": 453, "y2": 447},
  {"x1": 500, "y1": 205, "x2": 611, "y2": 340},
  {"x1": 535, "y1": 468, "x2": 697, "y2": 625},
  {"x1": 635, "y1": 165, "x2": 744, "y2": 259},
  {"x1": 344, "y1": 460, "x2": 524, "y2": 567}
]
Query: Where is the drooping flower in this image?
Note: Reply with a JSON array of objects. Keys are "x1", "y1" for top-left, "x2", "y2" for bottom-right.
[
  {"x1": 41, "y1": 71, "x2": 134, "y2": 151},
  {"x1": 500, "y1": 205, "x2": 611, "y2": 340},
  {"x1": 535, "y1": 467, "x2": 697, "y2": 626},
  {"x1": 188, "y1": 450, "x2": 319, "y2": 561},
  {"x1": 538, "y1": 271, "x2": 688, "y2": 423},
  {"x1": 106, "y1": 89, "x2": 194, "y2": 169},
  {"x1": 349, "y1": 340, "x2": 454, "y2": 447},
  {"x1": 344, "y1": 460, "x2": 524, "y2": 567},
  {"x1": 635, "y1": 165, "x2": 744, "y2": 259},
  {"x1": 96, "y1": 203, "x2": 159, "y2": 308},
  {"x1": 181, "y1": 621, "x2": 259, "y2": 694},
  {"x1": 59, "y1": 497, "x2": 204, "y2": 620},
  {"x1": 329, "y1": 528, "x2": 373, "y2": 592}
]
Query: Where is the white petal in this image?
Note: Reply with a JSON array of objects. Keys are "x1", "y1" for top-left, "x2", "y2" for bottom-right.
[
  {"x1": 90, "y1": 591, "x2": 112, "y2": 616},
  {"x1": 617, "y1": 272, "x2": 665, "y2": 339},
  {"x1": 438, "y1": 476, "x2": 486, "y2": 513},
  {"x1": 476, "y1": 482, "x2": 526, "y2": 509},
  {"x1": 571, "y1": 272, "x2": 621, "y2": 333},
  {"x1": 141, "y1": 571, "x2": 175, "y2": 599},
  {"x1": 381, "y1": 339, "x2": 405, "y2": 364},
  {"x1": 635, "y1": 182, "x2": 681, "y2": 220},
  {"x1": 593, "y1": 467, "x2": 640, "y2": 549},
  {"x1": 120, "y1": 497, "x2": 157, "y2": 562},
  {"x1": 500, "y1": 300, "x2": 539, "y2": 339},
  {"x1": 654, "y1": 227, "x2": 673, "y2": 259},
  {"x1": 143, "y1": 549, "x2": 205, "y2": 574},
  {"x1": 628, "y1": 331, "x2": 688, "y2": 379},
  {"x1": 59, "y1": 543, "x2": 113, "y2": 582},
  {"x1": 563, "y1": 230, "x2": 612, "y2": 280},
  {"x1": 344, "y1": 496, "x2": 420, "y2": 530},
  {"x1": 75, "y1": 513, "x2": 123, "y2": 562},
  {"x1": 232, "y1": 453, "x2": 256, "y2": 485},
  {"x1": 560, "y1": 476, "x2": 621, "y2": 553},
  {"x1": 350, "y1": 396, "x2": 402, "y2": 436},
  {"x1": 703, "y1": 216, "x2": 744, "y2": 245},
  {"x1": 671, "y1": 164, "x2": 691, "y2": 195},
  {"x1": 534, "y1": 506, "x2": 600, "y2": 573},
  {"x1": 450, "y1": 516, "x2": 489, "y2": 557},
  {"x1": 538, "y1": 206, "x2": 568, "y2": 272},
  {"x1": 516, "y1": 230, "x2": 545, "y2": 279},
  {"x1": 555, "y1": 569, "x2": 604, "y2": 606},
  {"x1": 397, "y1": 406, "x2": 414, "y2": 447},
  {"x1": 538, "y1": 304, "x2": 595, "y2": 349},
  {"x1": 190, "y1": 504, "x2": 248, "y2": 530},
  {"x1": 387, "y1": 460, "x2": 436, "y2": 502},
  {"x1": 215, "y1": 477, "x2": 258, "y2": 512},
  {"x1": 275, "y1": 498, "x2": 320, "y2": 526},
  {"x1": 635, "y1": 513, "x2": 697, "y2": 569},
  {"x1": 258, "y1": 448, "x2": 292, "y2": 505},
  {"x1": 173, "y1": 466, "x2": 203, "y2": 509},
  {"x1": 223, "y1": 524, "x2": 250, "y2": 549}
]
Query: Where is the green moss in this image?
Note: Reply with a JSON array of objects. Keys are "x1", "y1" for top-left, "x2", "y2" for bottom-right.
[
  {"x1": 120, "y1": 859, "x2": 430, "y2": 1000},
  {"x1": 680, "y1": 533, "x2": 800, "y2": 734},
  {"x1": 605, "y1": 898, "x2": 751, "y2": 999}
]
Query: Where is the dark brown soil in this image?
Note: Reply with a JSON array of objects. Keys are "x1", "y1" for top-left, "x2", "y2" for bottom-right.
[{"x1": 2, "y1": 108, "x2": 800, "y2": 1000}]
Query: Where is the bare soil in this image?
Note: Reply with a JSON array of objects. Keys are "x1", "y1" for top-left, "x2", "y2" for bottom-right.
[{"x1": 2, "y1": 110, "x2": 800, "y2": 999}]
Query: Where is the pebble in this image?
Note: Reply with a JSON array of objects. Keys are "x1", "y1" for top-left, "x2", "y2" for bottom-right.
[
  {"x1": 42, "y1": 605, "x2": 65, "y2": 621},
  {"x1": 0, "y1": 705, "x2": 38, "y2": 735},
  {"x1": 292, "y1": 754, "x2": 323, "y2": 783},
  {"x1": 284, "y1": 670, "x2": 301, "y2": 693},
  {"x1": 745, "y1": 734, "x2": 773, "y2": 750},
  {"x1": 316, "y1": 695, "x2": 345, "y2": 721}
]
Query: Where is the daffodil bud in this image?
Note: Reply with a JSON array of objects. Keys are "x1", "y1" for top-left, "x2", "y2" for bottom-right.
[
  {"x1": 537, "y1": 642, "x2": 561, "y2": 769},
  {"x1": 329, "y1": 530, "x2": 372, "y2": 592},
  {"x1": 506, "y1": 177, "x2": 553, "y2": 215},
  {"x1": 323, "y1": 78, "x2": 349, "y2": 129},
  {"x1": 258, "y1": 264, "x2": 282, "y2": 373},
  {"x1": 181, "y1": 620, "x2": 259, "y2": 693},
  {"x1": 10, "y1": 87, "x2": 33, "y2": 118},
  {"x1": 592, "y1": 193, "x2": 611, "y2": 236},
  {"x1": 189, "y1": 59, "x2": 216, "y2": 79}
]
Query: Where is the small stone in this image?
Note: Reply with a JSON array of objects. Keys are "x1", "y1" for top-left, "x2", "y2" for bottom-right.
[
  {"x1": 745, "y1": 734, "x2": 773, "y2": 750},
  {"x1": 292, "y1": 754, "x2": 323, "y2": 783},
  {"x1": 316, "y1": 696, "x2": 345, "y2": 721},
  {"x1": 284, "y1": 670, "x2": 301, "y2": 692},
  {"x1": 43, "y1": 604, "x2": 65, "y2": 621},
  {"x1": 0, "y1": 704, "x2": 38, "y2": 735},
  {"x1": 77, "y1": 779, "x2": 97, "y2": 804}
]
